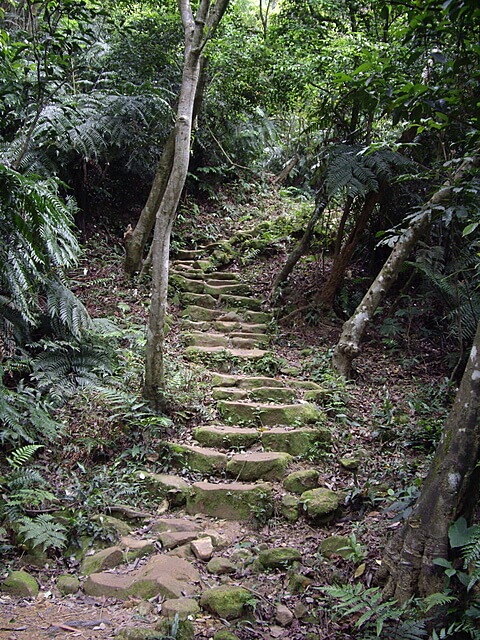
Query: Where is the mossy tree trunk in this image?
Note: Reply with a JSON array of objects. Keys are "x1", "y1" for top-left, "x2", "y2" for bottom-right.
[
  {"x1": 332, "y1": 153, "x2": 479, "y2": 378},
  {"x1": 143, "y1": 0, "x2": 230, "y2": 410},
  {"x1": 379, "y1": 320, "x2": 480, "y2": 601}
]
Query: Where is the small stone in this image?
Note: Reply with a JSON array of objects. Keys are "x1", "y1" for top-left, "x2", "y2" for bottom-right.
[
  {"x1": 162, "y1": 597, "x2": 200, "y2": 619},
  {"x1": 150, "y1": 518, "x2": 201, "y2": 534},
  {"x1": 167, "y1": 543, "x2": 194, "y2": 559},
  {"x1": 294, "y1": 602, "x2": 308, "y2": 619},
  {"x1": 301, "y1": 488, "x2": 339, "y2": 524},
  {"x1": 155, "y1": 618, "x2": 195, "y2": 640},
  {"x1": 258, "y1": 547, "x2": 302, "y2": 570},
  {"x1": 1, "y1": 570, "x2": 39, "y2": 598},
  {"x1": 200, "y1": 585, "x2": 252, "y2": 619},
  {"x1": 319, "y1": 536, "x2": 352, "y2": 558},
  {"x1": 191, "y1": 537, "x2": 214, "y2": 561},
  {"x1": 339, "y1": 457, "x2": 360, "y2": 471},
  {"x1": 283, "y1": 469, "x2": 320, "y2": 494},
  {"x1": 158, "y1": 530, "x2": 199, "y2": 550},
  {"x1": 57, "y1": 574, "x2": 80, "y2": 595},
  {"x1": 80, "y1": 546, "x2": 124, "y2": 576},
  {"x1": 281, "y1": 494, "x2": 299, "y2": 522},
  {"x1": 275, "y1": 604, "x2": 294, "y2": 627},
  {"x1": 287, "y1": 573, "x2": 313, "y2": 594},
  {"x1": 93, "y1": 514, "x2": 132, "y2": 537},
  {"x1": 116, "y1": 630, "x2": 165, "y2": 640},
  {"x1": 206, "y1": 557, "x2": 236, "y2": 575},
  {"x1": 213, "y1": 631, "x2": 240, "y2": 640}
]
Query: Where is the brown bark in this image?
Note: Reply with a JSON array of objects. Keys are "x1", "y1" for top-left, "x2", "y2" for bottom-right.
[
  {"x1": 143, "y1": 0, "x2": 230, "y2": 409},
  {"x1": 332, "y1": 152, "x2": 480, "y2": 378},
  {"x1": 379, "y1": 320, "x2": 480, "y2": 601},
  {"x1": 318, "y1": 191, "x2": 379, "y2": 310},
  {"x1": 272, "y1": 186, "x2": 327, "y2": 292}
]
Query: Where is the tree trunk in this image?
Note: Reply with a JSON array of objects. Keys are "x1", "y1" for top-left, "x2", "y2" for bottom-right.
[
  {"x1": 143, "y1": 0, "x2": 230, "y2": 409},
  {"x1": 272, "y1": 186, "x2": 327, "y2": 292},
  {"x1": 317, "y1": 191, "x2": 379, "y2": 310},
  {"x1": 379, "y1": 319, "x2": 480, "y2": 601},
  {"x1": 332, "y1": 153, "x2": 479, "y2": 378}
]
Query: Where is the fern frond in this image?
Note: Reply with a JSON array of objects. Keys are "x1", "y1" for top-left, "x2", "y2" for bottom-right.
[
  {"x1": 17, "y1": 514, "x2": 67, "y2": 551},
  {"x1": 7, "y1": 445, "x2": 43, "y2": 470},
  {"x1": 45, "y1": 280, "x2": 92, "y2": 338}
]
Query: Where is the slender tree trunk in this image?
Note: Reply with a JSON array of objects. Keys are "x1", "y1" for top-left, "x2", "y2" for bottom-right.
[
  {"x1": 332, "y1": 153, "x2": 479, "y2": 378},
  {"x1": 317, "y1": 191, "x2": 379, "y2": 310},
  {"x1": 333, "y1": 196, "x2": 353, "y2": 258},
  {"x1": 272, "y1": 186, "x2": 327, "y2": 292},
  {"x1": 379, "y1": 319, "x2": 480, "y2": 601},
  {"x1": 143, "y1": 0, "x2": 230, "y2": 409}
]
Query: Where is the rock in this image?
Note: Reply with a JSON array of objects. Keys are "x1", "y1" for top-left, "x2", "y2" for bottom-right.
[
  {"x1": 116, "y1": 630, "x2": 166, "y2": 640},
  {"x1": 80, "y1": 546, "x2": 124, "y2": 576},
  {"x1": 237, "y1": 376, "x2": 285, "y2": 389},
  {"x1": 339, "y1": 457, "x2": 360, "y2": 471},
  {"x1": 120, "y1": 536, "x2": 156, "y2": 561},
  {"x1": 281, "y1": 494, "x2": 299, "y2": 522},
  {"x1": 283, "y1": 469, "x2": 320, "y2": 494},
  {"x1": 184, "y1": 332, "x2": 229, "y2": 348},
  {"x1": 155, "y1": 618, "x2": 194, "y2": 640},
  {"x1": 275, "y1": 603, "x2": 294, "y2": 626},
  {"x1": 200, "y1": 585, "x2": 252, "y2": 620},
  {"x1": 150, "y1": 518, "x2": 201, "y2": 534},
  {"x1": 206, "y1": 557, "x2": 236, "y2": 575},
  {"x1": 181, "y1": 305, "x2": 222, "y2": 322},
  {"x1": 57, "y1": 574, "x2": 80, "y2": 595},
  {"x1": 300, "y1": 488, "x2": 340, "y2": 524},
  {"x1": 191, "y1": 537, "x2": 214, "y2": 561},
  {"x1": 258, "y1": 547, "x2": 302, "y2": 570},
  {"x1": 84, "y1": 555, "x2": 200, "y2": 600},
  {"x1": 249, "y1": 387, "x2": 295, "y2": 403},
  {"x1": 226, "y1": 452, "x2": 292, "y2": 481},
  {"x1": 288, "y1": 573, "x2": 313, "y2": 594},
  {"x1": 180, "y1": 292, "x2": 217, "y2": 308},
  {"x1": 93, "y1": 514, "x2": 132, "y2": 537},
  {"x1": 139, "y1": 473, "x2": 189, "y2": 506},
  {"x1": 162, "y1": 597, "x2": 200, "y2": 619},
  {"x1": 318, "y1": 536, "x2": 351, "y2": 558},
  {"x1": 213, "y1": 632, "x2": 240, "y2": 640},
  {"x1": 159, "y1": 530, "x2": 200, "y2": 550},
  {"x1": 186, "y1": 481, "x2": 273, "y2": 521},
  {"x1": 1, "y1": 570, "x2": 39, "y2": 597},
  {"x1": 294, "y1": 602, "x2": 308, "y2": 619},
  {"x1": 219, "y1": 294, "x2": 262, "y2": 310},
  {"x1": 166, "y1": 544, "x2": 194, "y2": 559},
  {"x1": 212, "y1": 386, "x2": 248, "y2": 400}
]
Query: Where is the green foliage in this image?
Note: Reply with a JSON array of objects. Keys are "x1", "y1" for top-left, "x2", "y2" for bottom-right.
[{"x1": 17, "y1": 514, "x2": 67, "y2": 552}]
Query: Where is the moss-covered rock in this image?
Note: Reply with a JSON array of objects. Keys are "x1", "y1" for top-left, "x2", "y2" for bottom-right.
[
  {"x1": 57, "y1": 574, "x2": 80, "y2": 595},
  {"x1": 288, "y1": 573, "x2": 313, "y2": 594},
  {"x1": 1, "y1": 570, "x2": 39, "y2": 597},
  {"x1": 138, "y1": 472, "x2": 189, "y2": 506},
  {"x1": 200, "y1": 585, "x2": 252, "y2": 620},
  {"x1": 339, "y1": 457, "x2": 360, "y2": 471},
  {"x1": 80, "y1": 546, "x2": 124, "y2": 576},
  {"x1": 206, "y1": 557, "x2": 236, "y2": 575},
  {"x1": 161, "y1": 597, "x2": 200, "y2": 619},
  {"x1": 226, "y1": 452, "x2": 292, "y2": 481},
  {"x1": 186, "y1": 482, "x2": 273, "y2": 521},
  {"x1": 258, "y1": 547, "x2": 302, "y2": 570},
  {"x1": 283, "y1": 469, "x2": 320, "y2": 494},
  {"x1": 93, "y1": 514, "x2": 132, "y2": 538},
  {"x1": 318, "y1": 536, "x2": 351, "y2": 558},
  {"x1": 261, "y1": 427, "x2": 330, "y2": 456},
  {"x1": 301, "y1": 488, "x2": 340, "y2": 524},
  {"x1": 213, "y1": 632, "x2": 240, "y2": 640},
  {"x1": 281, "y1": 494, "x2": 299, "y2": 522},
  {"x1": 166, "y1": 443, "x2": 228, "y2": 474}
]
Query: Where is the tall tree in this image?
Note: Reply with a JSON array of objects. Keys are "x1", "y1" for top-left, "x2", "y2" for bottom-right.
[
  {"x1": 379, "y1": 317, "x2": 480, "y2": 600},
  {"x1": 143, "y1": 0, "x2": 229, "y2": 409}
]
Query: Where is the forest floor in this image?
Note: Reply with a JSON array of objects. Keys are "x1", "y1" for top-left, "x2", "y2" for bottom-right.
[{"x1": 0, "y1": 188, "x2": 454, "y2": 639}]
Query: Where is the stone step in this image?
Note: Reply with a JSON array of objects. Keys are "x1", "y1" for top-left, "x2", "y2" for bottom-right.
[
  {"x1": 193, "y1": 424, "x2": 330, "y2": 456},
  {"x1": 165, "y1": 443, "x2": 228, "y2": 474},
  {"x1": 218, "y1": 294, "x2": 263, "y2": 311},
  {"x1": 170, "y1": 274, "x2": 205, "y2": 293},
  {"x1": 175, "y1": 249, "x2": 206, "y2": 260},
  {"x1": 181, "y1": 305, "x2": 223, "y2": 322},
  {"x1": 193, "y1": 425, "x2": 260, "y2": 449},
  {"x1": 186, "y1": 481, "x2": 273, "y2": 520},
  {"x1": 217, "y1": 309, "x2": 271, "y2": 324},
  {"x1": 184, "y1": 332, "x2": 229, "y2": 348},
  {"x1": 231, "y1": 334, "x2": 269, "y2": 348},
  {"x1": 217, "y1": 400, "x2": 324, "y2": 427},
  {"x1": 213, "y1": 321, "x2": 267, "y2": 334},
  {"x1": 204, "y1": 283, "x2": 250, "y2": 297},
  {"x1": 212, "y1": 385, "x2": 295, "y2": 403},
  {"x1": 211, "y1": 373, "x2": 286, "y2": 388},
  {"x1": 185, "y1": 346, "x2": 269, "y2": 364},
  {"x1": 171, "y1": 267, "x2": 205, "y2": 279},
  {"x1": 206, "y1": 271, "x2": 239, "y2": 281},
  {"x1": 180, "y1": 292, "x2": 217, "y2": 308},
  {"x1": 226, "y1": 451, "x2": 292, "y2": 481}
]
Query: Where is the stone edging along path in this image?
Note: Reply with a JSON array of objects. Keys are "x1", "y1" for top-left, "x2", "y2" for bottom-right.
[{"x1": 1, "y1": 243, "x2": 352, "y2": 640}]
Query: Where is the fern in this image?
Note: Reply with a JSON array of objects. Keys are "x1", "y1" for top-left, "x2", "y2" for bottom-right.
[
  {"x1": 17, "y1": 515, "x2": 67, "y2": 551},
  {"x1": 6, "y1": 445, "x2": 43, "y2": 470}
]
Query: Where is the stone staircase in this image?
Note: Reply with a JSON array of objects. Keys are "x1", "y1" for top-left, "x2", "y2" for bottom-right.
[{"x1": 53, "y1": 244, "x2": 345, "y2": 639}]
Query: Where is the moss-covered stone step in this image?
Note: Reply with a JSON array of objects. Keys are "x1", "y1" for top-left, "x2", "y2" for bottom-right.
[
  {"x1": 193, "y1": 425, "x2": 260, "y2": 449},
  {"x1": 211, "y1": 373, "x2": 286, "y2": 388},
  {"x1": 170, "y1": 274, "x2": 205, "y2": 293},
  {"x1": 206, "y1": 271, "x2": 239, "y2": 281},
  {"x1": 212, "y1": 385, "x2": 294, "y2": 403},
  {"x1": 181, "y1": 305, "x2": 223, "y2": 322},
  {"x1": 212, "y1": 387, "x2": 249, "y2": 401},
  {"x1": 165, "y1": 443, "x2": 228, "y2": 474},
  {"x1": 171, "y1": 267, "x2": 205, "y2": 279},
  {"x1": 230, "y1": 334, "x2": 269, "y2": 348},
  {"x1": 180, "y1": 292, "x2": 217, "y2": 308},
  {"x1": 186, "y1": 481, "x2": 273, "y2": 520},
  {"x1": 213, "y1": 321, "x2": 267, "y2": 334},
  {"x1": 217, "y1": 400, "x2": 324, "y2": 427},
  {"x1": 175, "y1": 249, "x2": 206, "y2": 261},
  {"x1": 218, "y1": 294, "x2": 263, "y2": 311},
  {"x1": 261, "y1": 427, "x2": 331, "y2": 456},
  {"x1": 184, "y1": 332, "x2": 229, "y2": 348},
  {"x1": 218, "y1": 309, "x2": 271, "y2": 324},
  {"x1": 185, "y1": 346, "x2": 269, "y2": 364},
  {"x1": 204, "y1": 282, "x2": 250, "y2": 297},
  {"x1": 226, "y1": 451, "x2": 292, "y2": 481}
]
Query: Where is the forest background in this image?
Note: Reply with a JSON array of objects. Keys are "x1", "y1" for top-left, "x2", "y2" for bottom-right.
[{"x1": 0, "y1": 0, "x2": 479, "y2": 638}]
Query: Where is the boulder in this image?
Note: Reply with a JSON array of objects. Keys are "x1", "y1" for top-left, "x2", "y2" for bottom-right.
[
  {"x1": 301, "y1": 488, "x2": 340, "y2": 524},
  {"x1": 162, "y1": 597, "x2": 200, "y2": 619},
  {"x1": 57, "y1": 574, "x2": 80, "y2": 595},
  {"x1": 1, "y1": 570, "x2": 39, "y2": 597},
  {"x1": 283, "y1": 469, "x2": 320, "y2": 494},
  {"x1": 258, "y1": 547, "x2": 302, "y2": 570},
  {"x1": 200, "y1": 585, "x2": 252, "y2": 620}
]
